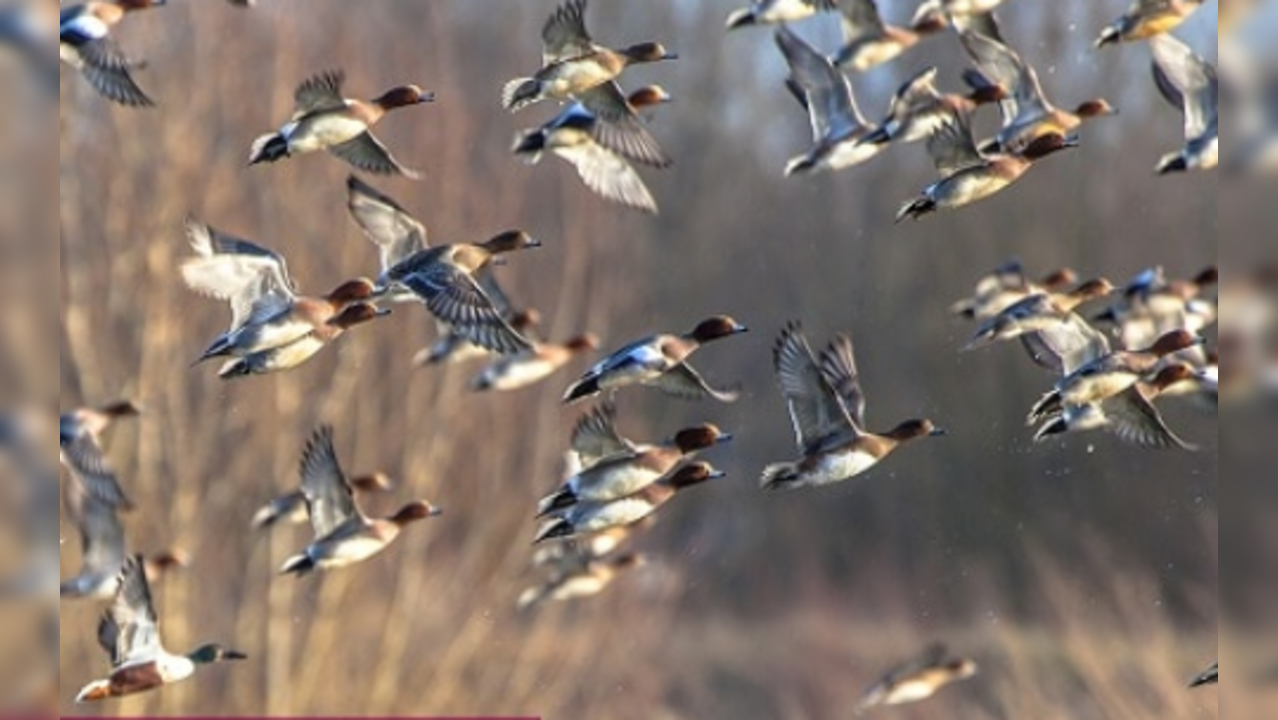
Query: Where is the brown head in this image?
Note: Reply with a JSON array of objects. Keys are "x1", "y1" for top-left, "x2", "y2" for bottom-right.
[
  {"x1": 1192, "y1": 266, "x2": 1218, "y2": 289},
  {"x1": 480, "y1": 230, "x2": 541, "y2": 256},
  {"x1": 886, "y1": 418, "x2": 945, "y2": 443},
  {"x1": 665, "y1": 461, "x2": 725, "y2": 490},
  {"x1": 1040, "y1": 268, "x2": 1079, "y2": 291},
  {"x1": 372, "y1": 85, "x2": 434, "y2": 110},
  {"x1": 1074, "y1": 99, "x2": 1117, "y2": 118},
  {"x1": 672, "y1": 424, "x2": 732, "y2": 454},
  {"x1": 1066, "y1": 277, "x2": 1115, "y2": 304},
  {"x1": 967, "y1": 83, "x2": 1008, "y2": 106},
  {"x1": 350, "y1": 472, "x2": 395, "y2": 492},
  {"x1": 684, "y1": 315, "x2": 748, "y2": 344},
  {"x1": 389, "y1": 499, "x2": 442, "y2": 526},
  {"x1": 147, "y1": 549, "x2": 191, "y2": 572},
  {"x1": 909, "y1": 14, "x2": 949, "y2": 36},
  {"x1": 627, "y1": 85, "x2": 673, "y2": 110},
  {"x1": 325, "y1": 278, "x2": 378, "y2": 305},
  {"x1": 96, "y1": 399, "x2": 144, "y2": 420},
  {"x1": 946, "y1": 658, "x2": 980, "y2": 679},
  {"x1": 620, "y1": 42, "x2": 678, "y2": 64},
  {"x1": 511, "y1": 309, "x2": 543, "y2": 331},
  {"x1": 1020, "y1": 133, "x2": 1080, "y2": 161},
  {"x1": 327, "y1": 302, "x2": 391, "y2": 330},
  {"x1": 565, "y1": 334, "x2": 600, "y2": 353},
  {"x1": 1147, "y1": 330, "x2": 1205, "y2": 357}
]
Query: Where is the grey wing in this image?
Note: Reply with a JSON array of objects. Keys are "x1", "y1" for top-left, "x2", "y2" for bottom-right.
[
  {"x1": 402, "y1": 267, "x2": 533, "y2": 354},
  {"x1": 650, "y1": 362, "x2": 741, "y2": 402},
  {"x1": 578, "y1": 83, "x2": 671, "y2": 168},
  {"x1": 542, "y1": 0, "x2": 592, "y2": 63},
  {"x1": 776, "y1": 25, "x2": 863, "y2": 142},
  {"x1": 819, "y1": 334, "x2": 867, "y2": 430},
  {"x1": 1105, "y1": 390, "x2": 1197, "y2": 450},
  {"x1": 1024, "y1": 313, "x2": 1111, "y2": 376},
  {"x1": 102, "y1": 555, "x2": 162, "y2": 667},
  {"x1": 960, "y1": 30, "x2": 1048, "y2": 117},
  {"x1": 954, "y1": 9, "x2": 1004, "y2": 43},
  {"x1": 474, "y1": 266, "x2": 517, "y2": 320},
  {"x1": 66, "y1": 480, "x2": 128, "y2": 577},
  {"x1": 773, "y1": 322, "x2": 855, "y2": 449},
  {"x1": 926, "y1": 113, "x2": 983, "y2": 177},
  {"x1": 60, "y1": 434, "x2": 133, "y2": 510},
  {"x1": 570, "y1": 402, "x2": 636, "y2": 466},
  {"x1": 556, "y1": 143, "x2": 658, "y2": 214},
  {"x1": 890, "y1": 66, "x2": 941, "y2": 114},
  {"x1": 346, "y1": 175, "x2": 428, "y2": 271},
  {"x1": 1150, "y1": 34, "x2": 1217, "y2": 140},
  {"x1": 75, "y1": 39, "x2": 153, "y2": 107},
  {"x1": 298, "y1": 425, "x2": 360, "y2": 539},
  {"x1": 839, "y1": 0, "x2": 886, "y2": 37},
  {"x1": 329, "y1": 132, "x2": 421, "y2": 178},
  {"x1": 294, "y1": 70, "x2": 346, "y2": 113}
]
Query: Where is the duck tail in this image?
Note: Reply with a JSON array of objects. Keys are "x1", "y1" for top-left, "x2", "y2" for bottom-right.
[
  {"x1": 1032, "y1": 415, "x2": 1068, "y2": 442},
  {"x1": 725, "y1": 9, "x2": 755, "y2": 29},
  {"x1": 1028, "y1": 392, "x2": 1061, "y2": 425},
  {"x1": 1093, "y1": 26, "x2": 1120, "y2": 49},
  {"x1": 533, "y1": 518, "x2": 573, "y2": 544},
  {"x1": 895, "y1": 196, "x2": 935, "y2": 223},
  {"x1": 535, "y1": 488, "x2": 577, "y2": 518},
  {"x1": 562, "y1": 375, "x2": 600, "y2": 404},
  {"x1": 248, "y1": 132, "x2": 289, "y2": 165},
  {"x1": 511, "y1": 129, "x2": 547, "y2": 162},
  {"x1": 250, "y1": 504, "x2": 279, "y2": 530},
  {"x1": 784, "y1": 154, "x2": 818, "y2": 177},
  {"x1": 193, "y1": 337, "x2": 232, "y2": 365},
  {"x1": 502, "y1": 78, "x2": 542, "y2": 112},
  {"x1": 1155, "y1": 153, "x2": 1188, "y2": 175},
  {"x1": 75, "y1": 679, "x2": 113, "y2": 704},
  {"x1": 279, "y1": 554, "x2": 315, "y2": 577},
  {"x1": 217, "y1": 358, "x2": 252, "y2": 379},
  {"x1": 760, "y1": 462, "x2": 801, "y2": 490},
  {"x1": 516, "y1": 585, "x2": 547, "y2": 611}
]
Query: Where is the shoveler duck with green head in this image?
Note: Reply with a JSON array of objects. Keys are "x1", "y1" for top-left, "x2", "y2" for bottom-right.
[
  {"x1": 249, "y1": 69, "x2": 432, "y2": 177},
  {"x1": 502, "y1": 0, "x2": 676, "y2": 112},
  {"x1": 762, "y1": 323, "x2": 944, "y2": 490},
  {"x1": 75, "y1": 555, "x2": 246, "y2": 703},
  {"x1": 562, "y1": 316, "x2": 748, "y2": 404},
  {"x1": 281, "y1": 426, "x2": 441, "y2": 576},
  {"x1": 854, "y1": 643, "x2": 978, "y2": 713},
  {"x1": 60, "y1": 0, "x2": 165, "y2": 106},
  {"x1": 60, "y1": 399, "x2": 141, "y2": 510},
  {"x1": 1095, "y1": 0, "x2": 1204, "y2": 48}
]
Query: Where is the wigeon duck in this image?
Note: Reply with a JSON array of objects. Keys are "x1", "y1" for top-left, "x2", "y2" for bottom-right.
[
  {"x1": 280, "y1": 426, "x2": 441, "y2": 575},
  {"x1": 854, "y1": 644, "x2": 979, "y2": 714},
  {"x1": 251, "y1": 472, "x2": 394, "y2": 530},
  {"x1": 828, "y1": 0, "x2": 950, "y2": 72},
  {"x1": 775, "y1": 25, "x2": 886, "y2": 175},
  {"x1": 833, "y1": 0, "x2": 946, "y2": 73},
  {"x1": 517, "y1": 551, "x2": 645, "y2": 610},
  {"x1": 950, "y1": 261, "x2": 1078, "y2": 320},
  {"x1": 1095, "y1": 0, "x2": 1204, "y2": 48},
  {"x1": 345, "y1": 176, "x2": 538, "y2": 355},
  {"x1": 60, "y1": 0, "x2": 163, "y2": 106},
  {"x1": 895, "y1": 112, "x2": 1077, "y2": 222},
  {"x1": 248, "y1": 70, "x2": 431, "y2": 177},
  {"x1": 470, "y1": 333, "x2": 599, "y2": 392},
  {"x1": 961, "y1": 278, "x2": 1114, "y2": 352},
  {"x1": 502, "y1": 0, "x2": 676, "y2": 112},
  {"x1": 60, "y1": 400, "x2": 140, "y2": 510},
  {"x1": 513, "y1": 85, "x2": 672, "y2": 213},
  {"x1": 861, "y1": 65, "x2": 1006, "y2": 147},
  {"x1": 1150, "y1": 34, "x2": 1218, "y2": 174},
  {"x1": 762, "y1": 323, "x2": 943, "y2": 490},
  {"x1": 562, "y1": 315, "x2": 748, "y2": 404},
  {"x1": 1027, "y1": 329, "x2": 1206, "y2": 423},
  {"x1": 533, "y1": 462, "x2": 723, "y2": 543},
  {"x1": 218, "y1": 303, "x2": 389, "y2": 378},
  {"x1": 538, "y1": 404, "x2": 732, "y2": 514},
  {"x1": 60, "y1": 475, "x2": 188, "y2": 600},
  {"x1": 960, "y1": 30, "x2": 1116, "y2": 154},
  {"x1": 1033, "y1": 363, "x2": 1199, "y2": 450},
  {"x1": 532, "y1": 520, "x2": 649, "y2": 567},
  {"x1": 75, "y1": 556, "x2": 246, "y2": 703},
  {"x1": 1190, "y1": 660, "x2": 1217, "y2": 687},
  {"x1": 726, "y1": 0, "x2": 836, "y2": 30},
  {"x1": 180, "y1": 218, "x2": 387, "y2": 376},
  {"x1": 1094, "y1": 266, "x2": 1217, "y2": 351}
]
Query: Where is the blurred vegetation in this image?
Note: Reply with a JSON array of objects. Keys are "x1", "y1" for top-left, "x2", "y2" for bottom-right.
[{"x1": 6, "y1": 0, "x2": 1260, "y2": 716}]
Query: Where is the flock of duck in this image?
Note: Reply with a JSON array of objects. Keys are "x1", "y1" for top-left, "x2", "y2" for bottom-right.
[{"x1": 6, "y1": 0, "x2": 1250, "y2": 712}]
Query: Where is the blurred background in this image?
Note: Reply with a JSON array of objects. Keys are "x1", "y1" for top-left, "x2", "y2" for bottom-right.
[{"x1": 10, "y1": 0, "x2": 1262, "y2": 716}]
